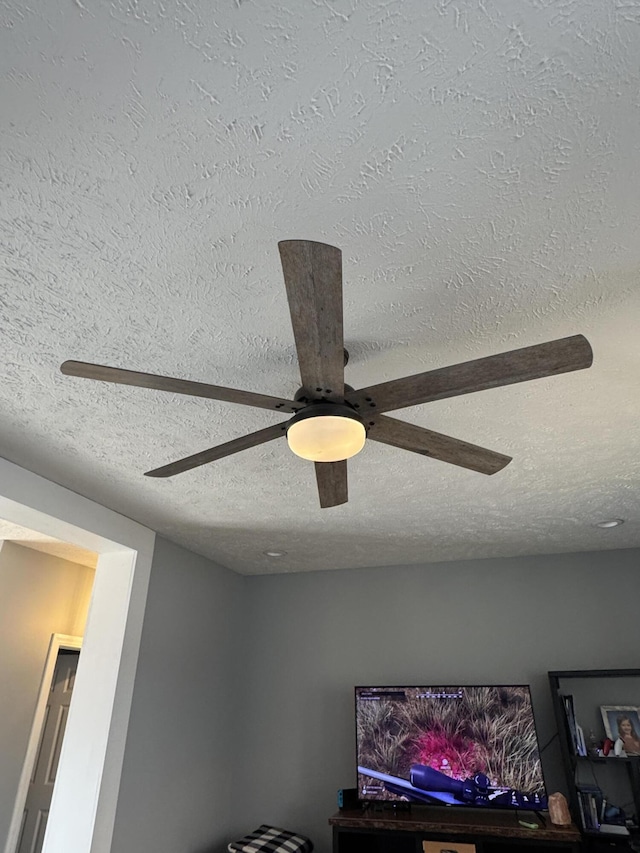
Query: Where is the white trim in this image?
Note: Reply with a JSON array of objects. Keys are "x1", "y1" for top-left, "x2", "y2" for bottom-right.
[
  {"x1": 4, "y1": 634, "x2": 83, "y2": 853},
  {"x1": 0, "y1": 461, "x2": 155, "y2": 557},
  {"x1": 0, "y1": 458, "x2": 156, "y2": 853}
]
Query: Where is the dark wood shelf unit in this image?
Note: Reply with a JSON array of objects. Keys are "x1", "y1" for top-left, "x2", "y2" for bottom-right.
[
  {"x1": 548, "y1": 668, "x2": 640, "y2": 851},
  {"x1": 330, "y1": 808, "x2": 581, "y2": 853}
]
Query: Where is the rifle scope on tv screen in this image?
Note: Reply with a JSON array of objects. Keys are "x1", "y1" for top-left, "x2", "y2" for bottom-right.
[{"x1": 355, "y1": 685, "x2": 547, "y2": 811}]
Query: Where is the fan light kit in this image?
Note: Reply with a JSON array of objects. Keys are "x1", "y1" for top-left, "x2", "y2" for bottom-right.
[
  {"x1": 61, "y1": 239, "x2": 594, "y2": 508},
  {"x1": 286, "y1": 404, "x2": 366, "y2": 462}
]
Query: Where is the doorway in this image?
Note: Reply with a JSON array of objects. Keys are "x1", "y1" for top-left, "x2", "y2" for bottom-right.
[
  {"x1": 0, "y1": 457, "x2": 155, "y2": 853},
  {"x1": 15, "y1": 642, "x2": 81, "y2": 853}
]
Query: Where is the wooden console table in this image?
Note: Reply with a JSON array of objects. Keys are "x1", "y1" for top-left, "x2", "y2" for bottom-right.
[{"x1": 330, "y1": 808, "x2": 582, "y2": 853}]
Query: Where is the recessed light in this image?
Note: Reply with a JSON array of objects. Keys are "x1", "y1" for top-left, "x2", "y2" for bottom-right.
[
  {"x1": 263, "y1": 550, "x2": 287, "y2": 557},
  {"x1": 595, "y1": 519, "x2": 624, "y2": 529}
]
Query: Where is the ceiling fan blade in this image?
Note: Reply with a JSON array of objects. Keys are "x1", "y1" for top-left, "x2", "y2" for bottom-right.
[
  {"x1": 347, "y1": 335, "x2": 593, "y2": 413},
  {"x1": 368, "y1": 415, "x2": 512, "y2": 475},
  {"x1": 278, "y1": 240, "x2": 345, "y2": 402},
  {"x1": 314, "y1": 460, "x2": 348, "y2": 507},
  {"x1": 61, "y1": 360, "x2": 300, "y2": 413},
  {"x1": 144, "y1": 422, "x2": 288, "y2": 478}
]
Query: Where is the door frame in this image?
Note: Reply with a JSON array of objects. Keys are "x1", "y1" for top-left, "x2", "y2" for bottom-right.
[
  {"x1": 0, "y1": 457, "x2": 156, "y2": 853},
  {"x1": 5, "y1": 634, "x2": 83, "y2": 853}
]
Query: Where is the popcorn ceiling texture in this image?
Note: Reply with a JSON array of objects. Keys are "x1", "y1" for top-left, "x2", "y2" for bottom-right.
[
  {"x1": 1, "y1": 0, "x2": 639, "y2": 574},
  {"x1": 0, "y1": 521, "x2": 97, "y2": 568}
]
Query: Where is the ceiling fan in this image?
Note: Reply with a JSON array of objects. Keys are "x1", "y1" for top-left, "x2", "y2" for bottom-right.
[{"x1": 61, "y1": 240, "x2": 593, "y2": 508}]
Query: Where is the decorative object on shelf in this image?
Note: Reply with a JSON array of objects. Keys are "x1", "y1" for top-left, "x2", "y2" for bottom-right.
[
  {"x1": 586, "y1": 729, "x2": 600, "y2": 757},
  {"x1": 548, "y1": 792, "x2": 572, "y2": 826},
  {"x1": 600, "y1": 705, "x2": 640, "y2": 756},
  {"x1": 600, "y1": 803, "x2": 630, "y2": 835}
]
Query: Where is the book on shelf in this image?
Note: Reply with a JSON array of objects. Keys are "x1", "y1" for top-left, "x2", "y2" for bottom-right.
[
  {"x1": 561, "y1": 694, "x2": 587, "y2": 756},
  {"x1": 599, "y1": 824, "x2": 630, "y2": 836},
  {"x1": 576, "y1": 784, "x2": 604, "y2": 831}
]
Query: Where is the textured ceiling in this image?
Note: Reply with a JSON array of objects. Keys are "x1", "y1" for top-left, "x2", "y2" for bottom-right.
[
  {"x1": 1, "y1": 0, "x2": 639, "y2": 575},
  {"x1": 0, "y1": 520, "x2": 98, "y2": 568}
]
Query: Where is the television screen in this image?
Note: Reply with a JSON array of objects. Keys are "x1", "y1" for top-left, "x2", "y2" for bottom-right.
[{"x1": 355, "y1": 685, "x2": 547, "y2": 810}]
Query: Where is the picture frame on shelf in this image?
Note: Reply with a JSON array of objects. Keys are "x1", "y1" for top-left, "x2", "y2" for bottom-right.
[{"x1": 600, "y1": 706, "x2": 640, "y2": 756}]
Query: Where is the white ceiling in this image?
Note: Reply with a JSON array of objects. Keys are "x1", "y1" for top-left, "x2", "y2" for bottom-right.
[
  {"x1": 0, "y1": 520, "x2": 97, "y2": 569},
  {"x1": 1, "y1": 0, "x2": 639, "y2": 575}
]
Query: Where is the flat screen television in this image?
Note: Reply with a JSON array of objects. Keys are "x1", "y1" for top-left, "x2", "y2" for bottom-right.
[{"x1": 355, "y1": 685, "x2": 547, "y2": 811}]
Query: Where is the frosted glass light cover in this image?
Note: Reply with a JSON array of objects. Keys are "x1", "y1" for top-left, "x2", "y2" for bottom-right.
[{"x1": 287, "y1": 415, "x2": 366, "y2": 462}]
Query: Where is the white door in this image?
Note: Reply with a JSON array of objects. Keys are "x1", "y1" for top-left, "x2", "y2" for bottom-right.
[{"x1": 16, "y1": 650, "x2": 79, "y2": 853}]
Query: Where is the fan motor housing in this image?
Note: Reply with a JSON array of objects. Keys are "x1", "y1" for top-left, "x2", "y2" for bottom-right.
[
  {"x1": 293, "y1": 383, "x2": 355, "y2": 405},
  {"x1": 286, "y1": 401, "x2": 364, "y2": 431}
]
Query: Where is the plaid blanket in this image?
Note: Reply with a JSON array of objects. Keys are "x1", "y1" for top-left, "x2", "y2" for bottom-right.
[{"x1": 228, "y1": 825, "x2": 313, "y2": 853}]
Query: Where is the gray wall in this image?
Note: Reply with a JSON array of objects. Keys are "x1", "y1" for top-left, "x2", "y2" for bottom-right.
[
  {"x1": 107, "y1": 544, "x2": 640, "y2": 853},
  {"x1": 0, "y1": 542, "x2": 94, "y2": 848},
  {"x1": 110, "y1": 538, "x2": 247, "y2": 853},
  {"x1": 238, "y1": 548, "x2": 640, "y2": 852}
]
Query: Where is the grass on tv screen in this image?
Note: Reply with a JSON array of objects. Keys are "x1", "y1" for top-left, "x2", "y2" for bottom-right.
[{"x1": 355, "y1": 685, "x2": 547, "y2": 810}]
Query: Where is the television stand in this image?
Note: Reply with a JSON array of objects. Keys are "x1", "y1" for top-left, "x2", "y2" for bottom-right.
[{"x1": 330, "y1": 808, "x2": 581, "y2": 853}]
